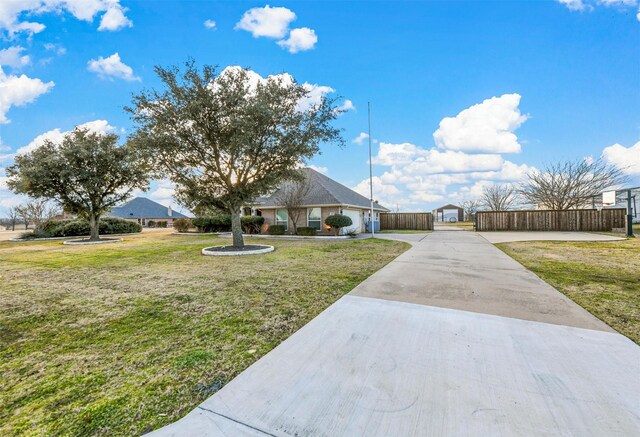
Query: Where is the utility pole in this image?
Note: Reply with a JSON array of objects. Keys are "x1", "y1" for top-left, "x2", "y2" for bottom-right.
[{"x1": 368, "y1": 102, "x2": 375, "y2": 238}]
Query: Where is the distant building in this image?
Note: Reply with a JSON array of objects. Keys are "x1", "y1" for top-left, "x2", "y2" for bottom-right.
[
  {"x1": 433, "y1": 204, "x2": 464, "y2": 223},
  {"x1": 108, "y1": 197, "x2": 189, "y2": 227}
]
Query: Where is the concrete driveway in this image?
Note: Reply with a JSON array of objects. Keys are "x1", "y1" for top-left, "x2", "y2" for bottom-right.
[
  {"x1": 478, "y1": 231, "x2": 625, "y2": 244},
  {"x1": 150, "y1": 231, "x2": 640, "y2": 436}
]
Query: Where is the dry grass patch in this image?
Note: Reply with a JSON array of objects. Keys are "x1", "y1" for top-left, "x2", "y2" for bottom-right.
[
  {"x1": 498, "y1": 237, "x2": 640, "y2": 344},
  {"x1": 0, "y1": 231, "x2": 408, "y2": 436}
]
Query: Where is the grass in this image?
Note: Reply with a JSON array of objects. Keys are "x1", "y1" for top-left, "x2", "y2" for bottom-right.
[
  {"x1": 0, "y1": 231, "x2": 408, "y2": 436},
  {"x1": 498, "y1": 237, "x2": 640, "y2": 344}
]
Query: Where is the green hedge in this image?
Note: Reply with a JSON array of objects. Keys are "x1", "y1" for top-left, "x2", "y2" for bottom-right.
[
  {"x1": 191, "y1": 215, "x2": 265, "y2": 233},
  {"x1": 268, "y1": 225, "x2": 286, "y2": 235},
  {"x1": 296, "y1": 227, "x2": 317, "y2": 236},
  {"x1": 22, "y1": 217, "x2": 142, "y2": 239},
  {"x1": 192, "y1": 215, "x2": 232, "y2": 233}
]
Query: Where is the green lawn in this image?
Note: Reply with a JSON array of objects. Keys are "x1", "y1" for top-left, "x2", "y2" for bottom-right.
[
  {"x1": 498, "y1": 237, "x2": 640, "y2": 344},
  {"x1": 0, "y1": 231, "x2": 408, "y2": 436}
]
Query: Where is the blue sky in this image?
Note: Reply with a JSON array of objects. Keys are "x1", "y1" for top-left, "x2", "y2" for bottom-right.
[{"x1": 0, "y1": 0, "x2": 639, "y2": 215}]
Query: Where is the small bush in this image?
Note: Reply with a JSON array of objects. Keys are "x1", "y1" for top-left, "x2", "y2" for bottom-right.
[
  {"x1": 268, "y1": 224, "x2": 286, "y2": 235},
  {"x1": 324, "y1": 214, "x2": 353, "y2": 235},
  {"x1": 241, "y1": 216, "x2": 265, "y2": 234},
  {"x1": 147, "y1": 220, "x2": 156, "y2": 228},
  {"x1": 19, "y1": 230, "x2": 48, "y2": 239},
  {"x1": 157, "y1": 221, "x2": 168, "y2": 228},
  {"x1": 173, "y1": 218, "x2": 192, "y2": 232},
  {"x1": 296, "y1": 227, "x2": 317, "y2": 236}
]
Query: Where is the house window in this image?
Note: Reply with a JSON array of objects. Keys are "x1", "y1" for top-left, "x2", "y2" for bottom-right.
[
  {"x1": 307, "y1": 208, "x2": 321, "y2": 230},
  {"x1": 276, "y1": 209, "x2": 288, "y2": 230}
]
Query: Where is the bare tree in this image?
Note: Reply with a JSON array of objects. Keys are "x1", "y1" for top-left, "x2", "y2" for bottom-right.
[
  {"x1": 7, "y1": 207, "x2": 19, "y2": 231},
  {"x1": 481, "y1": 184, "x2": 519, "y2": 211},
  {"x1": 459, "y1": 199, "x2": 481, "y2": 221},
  {"x1": 519, "y1": 159, "x2": 628, "y2": 210},
  {"x1": 14, "y1": 199, "x2": 59, "y2": 230},
  {"x1": 273, "y1": 170, "x2": 311, "y2": 235}
]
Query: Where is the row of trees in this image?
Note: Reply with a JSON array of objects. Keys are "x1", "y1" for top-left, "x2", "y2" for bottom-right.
[
  {"x1": 6, "y1": 62, "x2": 343, "y2": 245},
  {"x1": 1, "y1": 199, "x2": 59, "y2": 231},
  {"x1": 459, "y1": 158, "x2": 627, "y2": 218}
]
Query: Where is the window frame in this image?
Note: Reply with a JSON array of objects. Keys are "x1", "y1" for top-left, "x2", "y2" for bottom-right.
[
  {"x1": 307, "y1": 207, "x2": 322, "y2": 230},
  {"x1": 275, "y1": 209, "x2": 289, "y2": 231}
]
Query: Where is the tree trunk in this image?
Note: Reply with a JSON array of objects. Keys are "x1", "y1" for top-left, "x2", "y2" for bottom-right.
[
  {"x1": 89, "y1": 214, "x2": 100, "y2": 241},
  {"x1": 230, "y1": 208, "x2": 244, "y2": 248}
]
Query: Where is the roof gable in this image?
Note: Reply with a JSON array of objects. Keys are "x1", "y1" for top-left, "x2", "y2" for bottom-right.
[
  {"x1": 260, "y1": 168, "x2": 389, "y2": 211},
  {"x1": 435, "y1": 203, "x2": 463, "y2": 211}
]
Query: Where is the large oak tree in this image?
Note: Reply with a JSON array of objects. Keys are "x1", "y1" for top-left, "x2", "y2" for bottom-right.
[
  {"x1": 7, "y1": 128, "x2": 149, "y2": 241},
  {"x1": 127, "y1": 62, "x2": 343, "y2": 248}
]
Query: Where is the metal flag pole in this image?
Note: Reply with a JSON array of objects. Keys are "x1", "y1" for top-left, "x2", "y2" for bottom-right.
[{"x1": 368, "y1": 102, "x2": 375, "y2": 238}]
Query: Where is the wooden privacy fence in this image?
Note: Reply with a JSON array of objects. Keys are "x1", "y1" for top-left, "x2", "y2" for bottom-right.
[
  {"x1": 380, "y1": 212, "x2": 433, "y2": 231},
  {"x1": 476, "y1": 208, "x2": 626, "y2": 232}
]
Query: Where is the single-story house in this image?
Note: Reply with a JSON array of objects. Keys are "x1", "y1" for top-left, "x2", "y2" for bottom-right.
[
  {"x1": 109, "y1": 197, "x2": 189, "y2": 227},
  {"x1": 249, "y1": 168, "x2": 389, "y2": 235},
  {"x1": 433, "y1": 204, "x2": 464, "y2": 223}
]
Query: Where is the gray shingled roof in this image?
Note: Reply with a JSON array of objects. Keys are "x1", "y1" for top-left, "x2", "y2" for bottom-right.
[
  {"x1": 259, "y1": 168, "x2": 389, "y2": 211},
  {"x1": 109, "y1": 197, "x2": 189, "y2": 219}
]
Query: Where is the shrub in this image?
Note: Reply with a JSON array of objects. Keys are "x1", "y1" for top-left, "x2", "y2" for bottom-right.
[
  {"x1": 19, "y1": 229, "x2": 49, "y2": 239},
  {"x1": 23, "y1": 217, "x2": 141, "y2": 238},
  {"x1": 241, "y1": 216, "x2": 265, "y2": 234},
  {"x1": 268, "y1": 224, "x2": 286, "y2": 235},
  {"x1": 147, "y1": 220, "x2": 156, "y2": 228},
  {"x1": 173, "y1": 218, "x2": 192, "y2": 232},
  {"x1": 63, "y1": 220, "x2": 91, "y2": 236},
  {"x1": 192, "y1": 215, "x2": 232, "y2": 232},
  {"x1": 157, "y1": 221, "x2": 168, "y2": 228},
  {"x1": 324, "y1": 214, "x2": 353, "y2": 236},
  {"x1": 296, "y1": 227, "x2": 317, "y2": 236},
  {"x1": 40, "y1": 219, "x2": 65, "y2": 237},
  {"x1": 100, "y1": 217, "x2": 142, "y2": 234}
]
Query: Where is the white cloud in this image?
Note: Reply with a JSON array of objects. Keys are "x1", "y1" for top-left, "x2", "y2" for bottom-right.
[
  {"x1": 0, "y1": 66, "x2": 54, "y2": 124},
  {"x1": 353, "y1": 176, "x2": 402, "y2": 206},
  {"x1": 204, "y1": 19, "x2": 216, "y2": 29},
  {"x1": 98, "y1": 3, "x2": 133, "y2": 31},
  {"x1": 602, "y1": 141, "x2": 640, "y2": 175},
  {"x1": 433, "y1": 93, "x2": 528, "y2": 154},
  {"x1": 87, "y1": 53, "x2": 140, "y2": 82},
  {"x1": 235, "y1": 5, "x2": 296, "y2": 38},
  {"x1": 277, "y1": 27, "x2": 318, "y2": 53},
  {"x1": 558, "y1": 0, "x2": 587, "y2": 10},
  {"x1": 43, "y1": 43, "x2": 66, "y2": 55},
  {"x1": 469, "y1": 161, "x2": 534, "y2": 181},
  {"x1": 0, "y1": 46, "x2": 30, "y2": 68},
  {"x1": 307, "y1": 165, "x2": 328, "y2": 175},
  {"x1": 16, "y1": 119, "x2": 115, "y2": 155},
  {"x1": 337, "y1": 99, "x2": 355, "y2": 112},
  {"x1": 0, "y1": 0, "x2": 133, "y2": 36},
  {"x1": 353, "y1": 132, "x2": 369, "y2": 145},
  {"x1": 557, "y1": 0, "x2": 640, "y2": 17}
]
